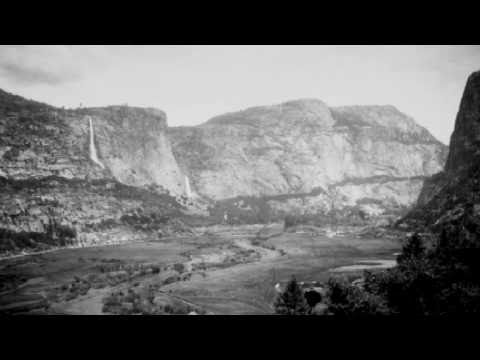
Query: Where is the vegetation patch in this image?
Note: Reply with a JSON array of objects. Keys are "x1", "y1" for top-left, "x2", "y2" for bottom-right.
[
  {"x1": 0, "y1": 222, "x2": 77, "y2": 254},
  {"x1": 102, "y1": 286, "x2": 206, "y2": 315},
  {"x1": 315, "y1": 204, "x2": 480, "y2": 315}
]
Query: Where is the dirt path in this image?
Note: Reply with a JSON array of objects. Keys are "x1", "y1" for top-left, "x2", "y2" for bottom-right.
[{"x1": 233, "y1": 238, "x2": 280, "y2": 261}]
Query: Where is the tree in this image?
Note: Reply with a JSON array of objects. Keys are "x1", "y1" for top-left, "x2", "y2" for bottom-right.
[
  {"x1": 352, "y1": 208, "x2": 480, "y2": 315},
  {"x1": 284, "y1": 215, "x2": 298, "y2": 231},
  {"x1": 274, "y1": 276, "x2": 308, "y2": 315},
  {"x1": 397, "y1": 232, "x2": 425, "y2": 264}
]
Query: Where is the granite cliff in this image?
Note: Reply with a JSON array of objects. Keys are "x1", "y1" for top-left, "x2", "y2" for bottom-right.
[
  {"x1": 0, "y1": 86, "x2": 452, "y2": 254},
  {"x1": 0, "y1": 89, "x2": 185, "y2": 193},
  {"x1": 0, "y1": 89, "x2": 192, "y2": 256},
  {"x1": 169, "y1": 99, "x2": 448, "y2": 222}
]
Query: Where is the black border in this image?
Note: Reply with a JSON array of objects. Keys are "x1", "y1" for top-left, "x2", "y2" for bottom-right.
[
  {"x1": 1, "y1": 4, "x2": 479, "y2": 44},
  {"x1": 1, "y1": 315, "x2": 478, "y2": 351},
  {"x1": 1, "y1": 6, "x2": 478, "y2": 352}
]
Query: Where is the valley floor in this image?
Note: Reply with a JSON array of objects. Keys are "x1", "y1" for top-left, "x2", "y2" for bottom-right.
[{"x1": 0, "y1": 224, "x2": 402, "y2": 315}]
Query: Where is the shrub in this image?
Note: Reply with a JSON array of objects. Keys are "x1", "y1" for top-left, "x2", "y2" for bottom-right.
[
  {"x1": 304, "y1": 289, "x2": 322, "y2": 309},
  {"x1": 326, "y1": 277, "x2": 389, "y2": 316},
  {"x1": 397, "y1": 233, "x2": 425, "y2": 263},
  {"x1": 173, "y1": 263, "x2": 185, "y2": 274},
  {"x1": 163, "y1": 275, "x2": 180, "y2": 285},
  {"x1": 283, "y1": 215, "x2": 299, "y2": 230}
]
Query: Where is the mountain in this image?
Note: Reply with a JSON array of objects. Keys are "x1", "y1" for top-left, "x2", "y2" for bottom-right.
[
  {"x1": 0, "y1": 89, "x2": 193, "y2": 256},
  {"x1": 169, "y1": 99, "x2": 448, "y2": 223},
  {"x1": 402, "y1": 70, "x2": 480, "y2": 229},
  {"x1": 0, "y1": 89, "x2": 185, "y2": 193},
  {"x1": 0, "y1": 86, "x2": 451, "y2": 254}
]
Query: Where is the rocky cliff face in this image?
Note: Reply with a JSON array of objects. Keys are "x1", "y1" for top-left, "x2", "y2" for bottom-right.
[
  {"x1": 444, "y1": 71, "x2": 480, "y2": 174},
  {"x1": 0, "y1": 84, "x2": 454, "y2": 253},
  {"x1": 0, "y1": 89, "x2": 185, "y2": 194},
  {"x1": 0, "y1": 89, "x2": 192, "y2": 256},
  {"x1": 170, "y1": 99, "x2": 448, "y2": 221},
  {"x1": 402, "y1": 71, "x2": 480, "y2": 228},
  {"x1": 82, "y1": 106, "x2": 185, "y2": 194}
]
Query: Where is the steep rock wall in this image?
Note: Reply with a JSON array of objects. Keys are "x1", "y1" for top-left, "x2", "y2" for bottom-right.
[
  {"x1": 170, "y1": 99, "x2": 448, "y2": 218},
  {"x1": 402, "y1": 71, "x2": 480, "y2": 228},
  {"x1": 0, "y1": 89, "x2": 190, "y2": 255}
]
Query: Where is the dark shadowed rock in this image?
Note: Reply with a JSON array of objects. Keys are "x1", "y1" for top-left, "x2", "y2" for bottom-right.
[
  {"x1": 445, "y1": 71, "x2": 480, "y2": 174},
  {"x1": 401, "y1": 70, "x2": 480, "y2": 228}
]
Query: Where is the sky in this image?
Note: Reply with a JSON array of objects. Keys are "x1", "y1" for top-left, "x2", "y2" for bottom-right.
[{"x1": 1, "y1": 45, "x2": 479, "y2": 144}]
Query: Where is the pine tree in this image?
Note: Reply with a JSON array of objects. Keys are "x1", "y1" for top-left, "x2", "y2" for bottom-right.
[
  {"x1": 274, "y1": 276, "x2": 308, "y2": 315},
  {"x1": 397, "y1": 233, "x2": 425, "y2": 264}
]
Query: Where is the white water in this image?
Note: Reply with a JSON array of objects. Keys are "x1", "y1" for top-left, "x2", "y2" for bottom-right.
[
  {"x1": 330, "y1": 259, "x2": 397, "y2": 273},
  {"x1": 88, "y1": 116, "x2": 104, "y2": 169},
  {"x1": 325, "y1": 228, "x2": 339, "y2": 238},
  {"x1": 185, "y1": 175, "x2": 192, "y2": 198}
]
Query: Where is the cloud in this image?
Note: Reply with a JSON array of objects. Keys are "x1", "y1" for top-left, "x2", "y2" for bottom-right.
[
  {"x1": 0, "y1": 60, "x2": 79, "y2": 85},
  {"x1": 0, "y1": 45, "x2": 109, "y2": 86}
]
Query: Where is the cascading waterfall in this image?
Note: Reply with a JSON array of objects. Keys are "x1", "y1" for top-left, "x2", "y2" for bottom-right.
[
  {"x1": 88, "y1": 116, "x2": 105, "y2": 169},
  {"x1": 184, "y1": 174, "x2": 193, "y2": 198}
]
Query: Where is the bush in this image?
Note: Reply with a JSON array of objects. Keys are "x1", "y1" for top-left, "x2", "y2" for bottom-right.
[
  {"x1": 304, "y1": 289, "x2": 322, "y2": 309},
  {"x1": 173, "y1": 263, "x2": 185, "y2": 274},
  {"x1": 326, "y1": 277, "x2": 389, "y2": 316},
  {"x1": 397, "y1": 233, "x2": 425, "y2": 263},
  {"x1": 283, "y1": 215, "x2": 299, "y2": 230}
]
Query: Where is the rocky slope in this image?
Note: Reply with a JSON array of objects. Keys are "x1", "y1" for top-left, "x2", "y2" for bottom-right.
[
  {"x1": 402, "y1": 70, "x2": 480, "y2": 229},
  {"x1": 0, "y1": 89, "x2": 193, "y2": 256},
  {"x1": 170, "y1": 99, "x2": 448, "y2": 222}
]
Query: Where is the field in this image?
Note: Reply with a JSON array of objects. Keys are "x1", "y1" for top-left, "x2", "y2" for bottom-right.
[{"x1": 0, "y1": 224, "x2": 402, "y2": 315}]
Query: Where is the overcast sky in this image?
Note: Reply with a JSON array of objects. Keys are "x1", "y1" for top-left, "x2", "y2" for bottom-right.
[{"x1": 1, "y1": 45, "x2": 479, "y2": 144}]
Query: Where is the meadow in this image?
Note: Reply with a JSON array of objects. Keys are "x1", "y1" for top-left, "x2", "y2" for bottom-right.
[{"x1": 0, "y1": 224, "x2": 402, "y2": 315}]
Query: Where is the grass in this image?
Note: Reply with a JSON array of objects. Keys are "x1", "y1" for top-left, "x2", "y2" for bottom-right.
[{"x1": 0, "y1": 224, "x2": 402, "y2": 314}]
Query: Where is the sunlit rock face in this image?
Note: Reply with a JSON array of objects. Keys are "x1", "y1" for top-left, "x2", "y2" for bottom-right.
[
  {"x1": 0, "y1": 89, "x2": 184, "y2": 195},
  {"x1": 0, "y1": 90, "x2": 105, "y2": 181},
  {"x1": 403, "y1": 71, "x2": 480, "y2": 228},
  {"x1": 81, "y1": 106, "x2": 185, "y2": 195},
  {"x1": 170, "y1": 99, "x2": 448, "y2": 217}
]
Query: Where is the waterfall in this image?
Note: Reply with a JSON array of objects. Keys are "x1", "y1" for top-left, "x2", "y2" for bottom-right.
[
  {"x1": 184, "y1": 175, "x2": 192, "y2": 198},
  {"x1": 88, "y1": 116, "x2": 104, "y2": 169}
]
